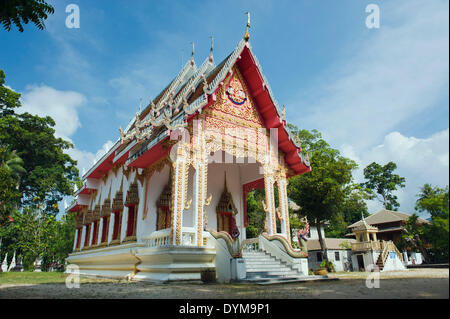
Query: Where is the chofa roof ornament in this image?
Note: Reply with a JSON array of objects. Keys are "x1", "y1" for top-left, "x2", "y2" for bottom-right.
[{"x1": 244, "y1": 12, "x2": 250, "y2": 41}]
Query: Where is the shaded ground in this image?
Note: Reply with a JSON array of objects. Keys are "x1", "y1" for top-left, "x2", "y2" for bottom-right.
[{"x1": 0, "y1": 268, "x2": 448, "y2": 299}]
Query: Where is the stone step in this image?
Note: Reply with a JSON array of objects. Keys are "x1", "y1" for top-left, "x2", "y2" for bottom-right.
[
  {"x1": 242, "y1": 250, "x2": 303, "y2": 282},
  {"x1": 246, "y1": 271, "x2": 300, "y2": 277},
  {"x1": 246, "y1": 268, "x2": 295, "y2": 274}
]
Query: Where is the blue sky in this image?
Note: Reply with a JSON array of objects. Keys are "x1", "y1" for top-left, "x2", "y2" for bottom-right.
[{"x1": 0, "y1": 0, "x2": 448, "y2": 218}]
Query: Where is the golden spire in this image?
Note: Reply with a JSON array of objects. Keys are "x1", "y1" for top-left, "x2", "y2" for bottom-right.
[
  {"x1": 190, "y1": 42, "x2": 196, "y2": 67},
  {"x1": 209, "y1": 36, "x2": 214, "y2": 63},
  {"x1": 244, "y1": 12, "x2": 250, "y2": 41}
]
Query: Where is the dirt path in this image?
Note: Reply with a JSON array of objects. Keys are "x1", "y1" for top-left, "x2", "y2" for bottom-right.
[{"x1": 0, "y1": 269, "x2": 448, "y2": 299}]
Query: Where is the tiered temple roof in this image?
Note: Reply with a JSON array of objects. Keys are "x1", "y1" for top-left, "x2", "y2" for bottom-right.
[{"x1": 69, "y1": 35, "x2": 311, "y2": 213}]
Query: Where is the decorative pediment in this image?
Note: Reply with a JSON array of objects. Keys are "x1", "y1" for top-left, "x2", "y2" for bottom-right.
[
  {"x1": 125, "y1": 182, "x2": 139, "y2": 206},
  {"x1": 157, "y1": 183, "x2": 172, "y2": 210},
  {"x1": 84, "y1": 210, "x2": 93, "y2": 224},
  {"x1": 101, "y1": 199, "x2": 111, "y2": 217},
  {"x1": 205, "y1": 66, "x2": 264, "y2": 130},
  {"x1": 93, "y1": 205, "x2": 101, "y2": 221},
  {"x1": 75, "y1": 212, "x2": 84, "y2": 228}
]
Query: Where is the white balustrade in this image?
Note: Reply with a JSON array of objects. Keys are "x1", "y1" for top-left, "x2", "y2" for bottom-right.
[{"x1": 142, "y1": 227, "x2": 215, "y2": 248}]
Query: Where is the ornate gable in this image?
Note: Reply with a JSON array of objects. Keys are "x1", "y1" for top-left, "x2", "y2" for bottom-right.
[{"x1": 205, "y1": 65, "x2": 263, "y2": 130}]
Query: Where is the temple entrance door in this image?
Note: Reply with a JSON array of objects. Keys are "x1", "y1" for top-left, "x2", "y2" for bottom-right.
[{"x1": 244, "y1": 188, "x2": 265, "y2": 239}]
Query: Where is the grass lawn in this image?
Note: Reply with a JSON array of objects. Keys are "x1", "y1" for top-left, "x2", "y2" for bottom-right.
[{"x1": 0, "y1": 272, "x2": 114, "y2": 285}]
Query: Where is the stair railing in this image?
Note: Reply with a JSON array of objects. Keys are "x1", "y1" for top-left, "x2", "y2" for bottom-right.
[
  {"x1": 379, "y1": 240, "x2": 404, "y2": 266},
  {"x1": 240, "y1": 238, "x2": 259, "y2": 253}
]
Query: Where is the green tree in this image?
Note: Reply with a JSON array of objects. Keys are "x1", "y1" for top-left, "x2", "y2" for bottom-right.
[
  {"x1": 0, "y1": 0, "x2": 54, "y2": 32},
  {"x1": 0, "y1": 69, "x2": 79, "y2": 215},
  {"x1": 1, "y1": 147, "x2": 26, "y2": 182},
  {"x1": 0, "y1": 208, "x2": 76, "y2": 271},
  {"x1": 287, "y1": 127, "x2": 358, "y2": 260},
  {"x1": 415, "y1": 184, "x2": 449, "y2": 262},
  {"x1": 0, "y1": 69, "x2": 21, "y2": 117},
  {"x1": 415, "y1": 184, "x2": 449, "y2": 219},
  {"x1": 325, "y1": 185, "x2": 371, "y2": 237},
  {"x1": 362, "y1": 161, "x2": 406, "y2": 210},
  {"x1": 398, "y1": 214, "x2": 431, "y2": 263},
  {"x1": 245, "y1": 189, "x2": 266, "y2": 238},
  {"x1": 0, "y1": 165, "x2": 20, "y2": 227}
]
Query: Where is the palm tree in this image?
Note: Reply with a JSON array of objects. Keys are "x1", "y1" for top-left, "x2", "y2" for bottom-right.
[{"x1": 1, "y1": 148, "x2": 26, "y2": 184}]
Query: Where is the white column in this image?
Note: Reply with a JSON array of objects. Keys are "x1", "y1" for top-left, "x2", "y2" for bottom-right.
[
  {"x1": 121, "y1": 207, "x2": 129, "y2": 242},
  {"x1": 89, "y1": 222, "x2": 94, "y2": 246},
  {"x1": 277, "y1": 173, "x2": 291, "y2": 243},
  {"x1": 98, "y1": 218, "x2": 103, "y2": 244},
  {"x1": 80, "y1": 226, "x2": 86, "y2": 250},
  {"x1": 72, "y1": 229, "x2": 78, "y2": 251},
  {"x1": 263, "y1": 172, "x2": 276, "y2": 236},
  {"x1": 108, "y1": 214, "x2": 115, "y2": 244},
  {"x1": 171, "y1": 146, "x2": 189, "y2": 245}
]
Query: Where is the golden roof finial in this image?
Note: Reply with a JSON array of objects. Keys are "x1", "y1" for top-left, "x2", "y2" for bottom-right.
[
  {"x1": 244, "y1": 12, "x2": 250, "y2": 41},
  {"x1": 209, "y1": 36, "x2": 214, "y2": 63}
]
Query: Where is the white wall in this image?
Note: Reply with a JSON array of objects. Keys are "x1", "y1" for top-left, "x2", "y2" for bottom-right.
[
  {"x1": 308, "y1": 226, "x2": 325, "y2": 240},
  {"x1": 308, "y1": 249, "x2": 353, "y2": 272}
]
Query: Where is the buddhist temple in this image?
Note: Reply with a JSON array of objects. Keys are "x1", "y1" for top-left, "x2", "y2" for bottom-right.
[{"x1": 66, "y1": 20, "x2": 312, "y2": 282}]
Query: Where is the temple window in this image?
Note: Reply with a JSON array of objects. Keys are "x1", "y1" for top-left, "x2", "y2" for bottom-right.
[
  {"x1": 111, "y1": 189, "x2": 124, "y2": 243},
  {"x1": 156, "y1": 183, "x2": 172, "y2": 230},
  {"x1": 124, "y1": 182, "x2": 139, "y2": 241},
  {"x1": 92, "y1": 220, "x2": 99, "y2": 246},
  {"x1": 112, "y1": 211, "x2": 122, "y2": 241},
  {"x1": 126, "y1": 205, "x2": 137, "y2": 237},
  {"x1": 84, "y1": 224, "x2": 91, "y2": 247},
  {"x1": 91, "y1": 205, "x2": 101, "y2": 246},
  {"x1": 100, "y1": 200, "x2": 111, "y2": 245},
  {"x1": 216, "y1": 176, "x2": 239, "y2": 238},
  {"x1": 101, "y1": 216, "x2": 110, "y2": 244}
]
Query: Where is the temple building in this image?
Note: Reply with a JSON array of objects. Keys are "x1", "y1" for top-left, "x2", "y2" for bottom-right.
[{"x1": 66, "y1": 24, "x2": 312, "y2": 282}]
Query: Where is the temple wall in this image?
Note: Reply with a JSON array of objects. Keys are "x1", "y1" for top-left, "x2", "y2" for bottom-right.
[{"x1": 137, "y1": 164, "x2": 170, "y2": 239}]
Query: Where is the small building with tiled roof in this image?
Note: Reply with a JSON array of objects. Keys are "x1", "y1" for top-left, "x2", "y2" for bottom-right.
[{"x1": 346, "y1": 209, "x2": 429, "y2": 244}]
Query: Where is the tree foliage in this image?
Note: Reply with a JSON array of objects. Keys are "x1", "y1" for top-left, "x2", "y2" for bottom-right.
[
  {"x1": 0, "y1": 69, "x2": 79, "y2": 215},
  {"x1": 287, "y1": 126, "x2": 358, "y2": 259},
  {"x1": 414, "y1": 184, "x2": 449, "y2": 262},
  {"x1": 0, "y1": 0, "x2": 54, "y2": 32},
  {"x1": 362, "y1": 161, "x2": 406, "y2": 210},
  {"x1": 0, "y1": 208, "x2": 75, "y2": 271},
  {"x1": 1, "y1": 70, "x2": 21, "y2": 117},
  {"x1": 0, "y1": 165, "x2": 20, "y2": 227}
]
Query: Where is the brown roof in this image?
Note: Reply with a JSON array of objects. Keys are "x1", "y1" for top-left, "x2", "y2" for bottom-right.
[
  {"x1": 306, "y1": 238, "x2": 356, "y2": 251},
  {"x1": 348, "y1": 209, "x2": 429, "y2": 229}
]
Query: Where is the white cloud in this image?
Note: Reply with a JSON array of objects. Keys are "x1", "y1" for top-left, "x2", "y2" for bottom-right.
[
  {"x1": 20, "y1": 85, "x2": 85, "y2": 141},
  {"x1": 294, "y1": 0, "x2": 449, "y2": 150},
  {"x1": 346, "y1": 129, "x2": 449, "y2": 217},
  {"x1": 288, "y1": 0, "x2": 449, "y2": 216},
  {"x1": 18, "y1": 84, "x2": 115, "y2": 176}
]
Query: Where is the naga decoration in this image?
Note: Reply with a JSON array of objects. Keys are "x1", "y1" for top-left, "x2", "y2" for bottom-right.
[{"x1": 296, "y1": 222, "x2": 310, "y2": 253}]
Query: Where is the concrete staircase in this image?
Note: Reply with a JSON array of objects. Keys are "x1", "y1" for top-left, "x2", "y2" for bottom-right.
[{"x1": 242, "y1": 250, "x2": 305, "y2": 284}]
